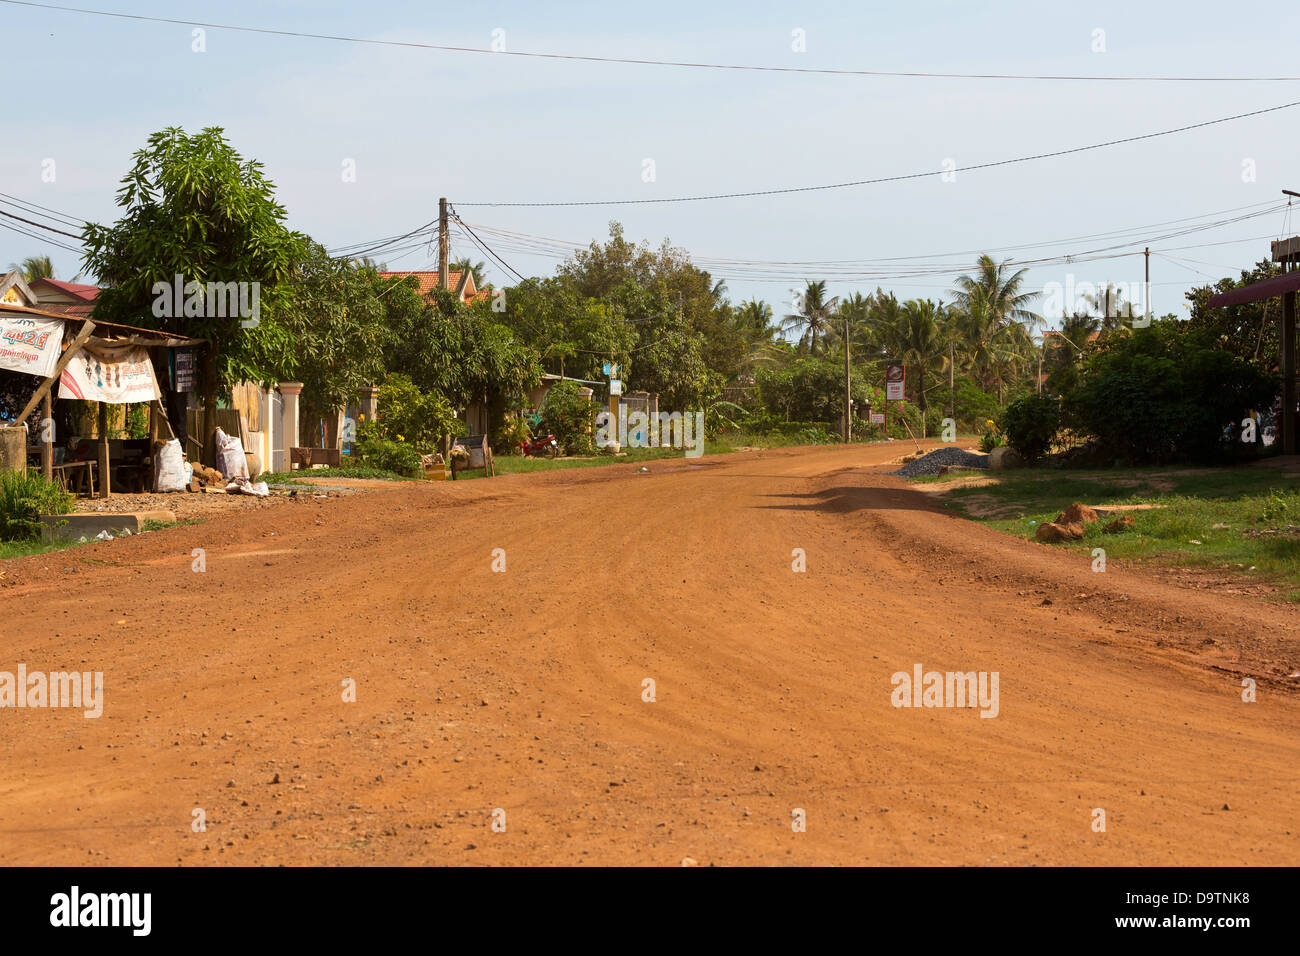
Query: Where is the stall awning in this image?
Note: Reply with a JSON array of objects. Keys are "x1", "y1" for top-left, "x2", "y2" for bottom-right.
[
  {"x1": 0, "y1": 302, "x2": 206, "y2": 348},
  {"x1": 1207, "y1": 271, "x2": 1300, "y2": 308}
]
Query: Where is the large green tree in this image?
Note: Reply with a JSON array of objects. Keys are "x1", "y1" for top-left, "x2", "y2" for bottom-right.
[{"x1": 81, "y1": 127, "x2": 307, "y2": 454}]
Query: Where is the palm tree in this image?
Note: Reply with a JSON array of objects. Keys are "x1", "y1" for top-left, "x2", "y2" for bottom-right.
[
  {"x1": 951, "y1": 254, "x2": 1041, "y2": 328},
  {"x1": 782, "y1": 280, "x2": 839, "y2": 355},
  {"x1": 951, "y1": 289, "x2": 1031, "y2": 401},
  {"x1": 735, "y1": 298, "x2": 775, "y2": 340},
  {"x1": 878, "y1": 299, "x2": 951, "y2": 433},
  {"x1": 1081, "y1": 282, "x2": 1139, "y2": 333},
  {"x1": 451, "y1": 257, "x2": 487, "y2": 287},
  {"x1": 10, "y1": 255, "x2": 54, "y2": 282}
]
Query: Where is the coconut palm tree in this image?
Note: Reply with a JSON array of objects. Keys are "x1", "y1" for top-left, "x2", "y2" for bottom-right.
[
  {"x1": 735, "y1": 298, "x2": 775, "y2": 340},
  {"x1": 951, "y1": 254, "x2": 1042, "y2": 328},
  {"x1": 950, "y1": 288, "x2": 1035, "y2": 402},
  {"x1": 451, "y1": 257, "x2": 488, "y2": 287},
  {"x1": 878, "y1": 299, "x2": 951, "y2": 433},
  {"x1": 781, "y1": 280, "x2": 838, "y2": 355},
  {"x1": 10, "y1": 255, "x2": 54, "y2": 282}
]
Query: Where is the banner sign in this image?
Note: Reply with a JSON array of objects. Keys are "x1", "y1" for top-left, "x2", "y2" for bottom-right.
[
  {"x1": 59, "y1": 343, "x2": 162, "y2": 404},
  {"x1": 173, "y1": 349, "x2": 196, "y2": 392},
  {"x1": 0, "y1": 314, "x2": 65, "y2": 378},
  {"x1": 886, "y1": 364, "x2": 905, "y2": 401}
]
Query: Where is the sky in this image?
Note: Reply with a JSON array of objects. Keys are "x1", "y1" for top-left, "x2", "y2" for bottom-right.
[{"x1": 2, "y1": 0, "x2": 1299, "y2": 330}]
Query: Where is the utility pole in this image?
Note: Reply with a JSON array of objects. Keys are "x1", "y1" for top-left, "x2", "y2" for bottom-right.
[
  {"x1": 949, "y1": 340, "x2": 954, "y2": 417},
  {"x1": 438, "y1": 197, "x2": 449, "y2": 290},
  {"x1": 843, "y1": 312, "x2": 851, "y2": 442},
  {"x1": 1144, "y1": 247, "x2": 1151, "y2": 322}
]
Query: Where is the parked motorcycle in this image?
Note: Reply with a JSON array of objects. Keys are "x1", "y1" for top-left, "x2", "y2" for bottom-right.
[{"x1": 521, "y1": 433, "x2": 561, "y2": 458}]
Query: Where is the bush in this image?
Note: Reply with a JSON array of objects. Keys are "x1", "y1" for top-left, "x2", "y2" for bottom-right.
[
  {"x1": 541, "y1": 380, "x2": 595, "y2": 454},
  {"x1": 353, "y1": 424, "x2": 423, "y2": 478},
  {"x1": 0, "y1": 470, "x2": 74, "y2": 541},
  {"x1": 1062, "y1": 324, "x2": 1278, "y2": 464},
  {"x1": 372, "y1": 373, "x2": 458, "y2": 453},
  {"x1": 997, "y1": 393, "x2": 1060, "y2": 463}
]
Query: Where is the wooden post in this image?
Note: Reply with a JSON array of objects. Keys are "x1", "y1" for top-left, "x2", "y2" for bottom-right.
[
  {"x1": 41, "y1": 391, "x2": 53, "y2": 481},
  {"x1": 97, "y1": 402, "x2": 110, "y2": 498},
  {"x1": 14, "y1": 321, "x2": 96, "y2": 425},
  {"x1": 1284, "y1": 288, "x2": 1296, "y2": 456}
]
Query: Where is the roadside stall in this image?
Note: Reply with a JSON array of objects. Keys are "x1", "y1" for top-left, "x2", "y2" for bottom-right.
[{"x1": 0, "y1": 299, "x2": 205, "y2": 497}]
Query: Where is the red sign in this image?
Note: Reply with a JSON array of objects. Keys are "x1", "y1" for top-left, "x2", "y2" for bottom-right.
[{"x1": 886, "y1": 364, "x2": 905, "y2": 401}]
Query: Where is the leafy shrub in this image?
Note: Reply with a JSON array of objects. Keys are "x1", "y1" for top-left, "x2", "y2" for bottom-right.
[
  {"x1": 1062, "y1": 324, "x2": 1278, "y2": 464},
  {"x1": 997, "y1": 393, "x2": 1060, "y2": 463},
  {"x1": 372, "y1": 373, "x2": 458, "y2": 453},
  {"x1": 541, "y1": 380, "x2": 595, "y2": 454},
  {"x1": 978, "y1": 422, "x2": 1005, "y2": 453},
  {"x1": 353, "y1": 423, "x2": 423, "y2": 478},
  {"x1": 0, "y1": 470, "x2": 74, "y2": 541},
  {"x1": 498, "y1": 415, "x2": 531, "y2": 451}
]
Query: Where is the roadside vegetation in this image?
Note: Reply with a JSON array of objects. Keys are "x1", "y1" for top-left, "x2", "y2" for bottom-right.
[{"x1": 920, "y1": 466, "x2": 1300, "y2": 599}]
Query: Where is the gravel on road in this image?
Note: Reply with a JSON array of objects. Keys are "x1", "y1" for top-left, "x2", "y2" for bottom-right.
[{"x1": 891, "y1": 446, "x2": 989, "y2": 477}]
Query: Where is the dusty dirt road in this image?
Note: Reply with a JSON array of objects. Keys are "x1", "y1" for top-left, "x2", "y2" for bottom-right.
[{"x1": 1, "y1": 442, "x2": 1297, "y2": 865}]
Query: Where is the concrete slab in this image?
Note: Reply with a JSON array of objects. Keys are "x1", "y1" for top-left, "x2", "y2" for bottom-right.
[{"x1": 39, "y1": 510, "x2": 176, "y2": 543}]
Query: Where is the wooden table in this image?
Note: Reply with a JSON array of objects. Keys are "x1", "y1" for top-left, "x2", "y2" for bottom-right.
[{"x1": 52, "y1": 461, "x2": 96, "y2": 497}]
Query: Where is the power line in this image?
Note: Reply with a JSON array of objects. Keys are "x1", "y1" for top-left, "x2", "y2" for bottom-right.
[
  {"x1": 0, "y1": 207, "x2": 83, "y2": 239},
  {"x1": 456, "y1": 100, "x2": 1300, "y2": 207},
  {"x1": 0, "y1": 217, "x2": 83, "y2": 254},
  {"x1": 5, "y1": 1, "x2": 1300, "y2": 83},
  {"x1": 451, "y1": 213, "x2": 527, "y2": 283},
  {"x1": 0, "y1": 192, "x2": 86, "y2": 229},
  {"x1": 453, "y1": 202, "x2": 1286, "y2": 284}
]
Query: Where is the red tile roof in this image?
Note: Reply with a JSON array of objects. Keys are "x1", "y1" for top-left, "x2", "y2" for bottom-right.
[{"x1": 378, "y1": 270, "x2": 489, "y2": 303}]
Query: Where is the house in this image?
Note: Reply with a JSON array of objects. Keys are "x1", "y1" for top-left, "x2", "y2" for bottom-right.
[
  {"x1": 28, "y1": 277, "x2": 100, "y2": 317},
  {"x1": 0, "y1": 270, "x2": 39, "y2": 308},
  {"x1": 377, "y1": 269, "x2": 490, "y2": 305}
]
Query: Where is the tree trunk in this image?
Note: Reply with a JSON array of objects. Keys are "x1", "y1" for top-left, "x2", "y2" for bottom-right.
[{"x1": 202, "y1": 345, "x2": 218, "y2": 467}]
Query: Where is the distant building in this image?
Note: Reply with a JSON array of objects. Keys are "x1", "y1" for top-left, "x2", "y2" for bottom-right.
[
  {"x1": 377, "y1": 269, "x2": 490, "y2": 305},
  {"x1": 28, "y1": 278, "x2": 100, "y2": 318}
]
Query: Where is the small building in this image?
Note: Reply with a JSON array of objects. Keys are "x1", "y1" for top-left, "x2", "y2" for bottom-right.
[
  {"x1": 28, "y1": 277, "x2": 100, "y2": 318},
  {"x1": 377, "y1": 270, "x2": 490, "y2": 305}
]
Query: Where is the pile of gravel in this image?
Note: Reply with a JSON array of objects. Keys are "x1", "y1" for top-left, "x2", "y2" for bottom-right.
[{"x1": 890, "y1": 446, "x2": 989, "y2": 478}]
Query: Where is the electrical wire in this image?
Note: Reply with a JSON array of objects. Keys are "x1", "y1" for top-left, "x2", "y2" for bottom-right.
[
  {"x1": 5, "y1": 1, "x2": 1300, "y2": 83},
  {"x1": 455, "y1": 101, "x2": 1300, "y2": 207}
]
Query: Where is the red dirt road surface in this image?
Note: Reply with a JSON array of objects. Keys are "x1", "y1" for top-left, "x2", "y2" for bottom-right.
[{"x1": 2, "y1": 442, "x2": 1297, "y2": 865}]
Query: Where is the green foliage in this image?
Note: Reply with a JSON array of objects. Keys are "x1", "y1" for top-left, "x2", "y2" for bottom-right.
[
  {"x1": 80, "y1": 127, "x2": 307, "y2": 391},
  {"x1": 997, "y1": 393, "x2": 1061, "y2": 462},
  {"x1": 541, "y1": 380, "x2": 595, "y2": 454},
  {"x1": 0, "y1": 470, "x2": 73, "y2": 541},
  {"x1": 371, "y1": 373, "x2": 458, "y2": 453},
  {"x1": 498, "y1": 415, "x2": 531, "y2": 450},
  {"x1": 125, "y1": 403, "x2": 149, "y2": 440},
  {"x1": 353, "y1": 423, "x2": 423, "y2": 478},
  {"x1": 1062, "y1": 323, "x2": 1278, "y2": 464},
  {"x1": 279, "y1": 246, "x2": 388, "y2": 418},
  {"x1": 756, "y1": 357, "x2": 871, "y2": 423},
  {"x1": 978, "y1": 425, "x2": 1005, "y2": 453}
]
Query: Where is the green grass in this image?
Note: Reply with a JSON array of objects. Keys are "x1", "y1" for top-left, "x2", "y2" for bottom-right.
[
  {"x1": 917, "y1": 464, "x2": 1300, "y2": 598},
  {"x1": 0, "y1": 538, "x2": 77, "y2": 561}
]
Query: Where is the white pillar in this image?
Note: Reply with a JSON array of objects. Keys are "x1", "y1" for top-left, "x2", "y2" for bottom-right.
[{"x1": 278, "y1": 382, "x2": 303, "y2": 472}]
